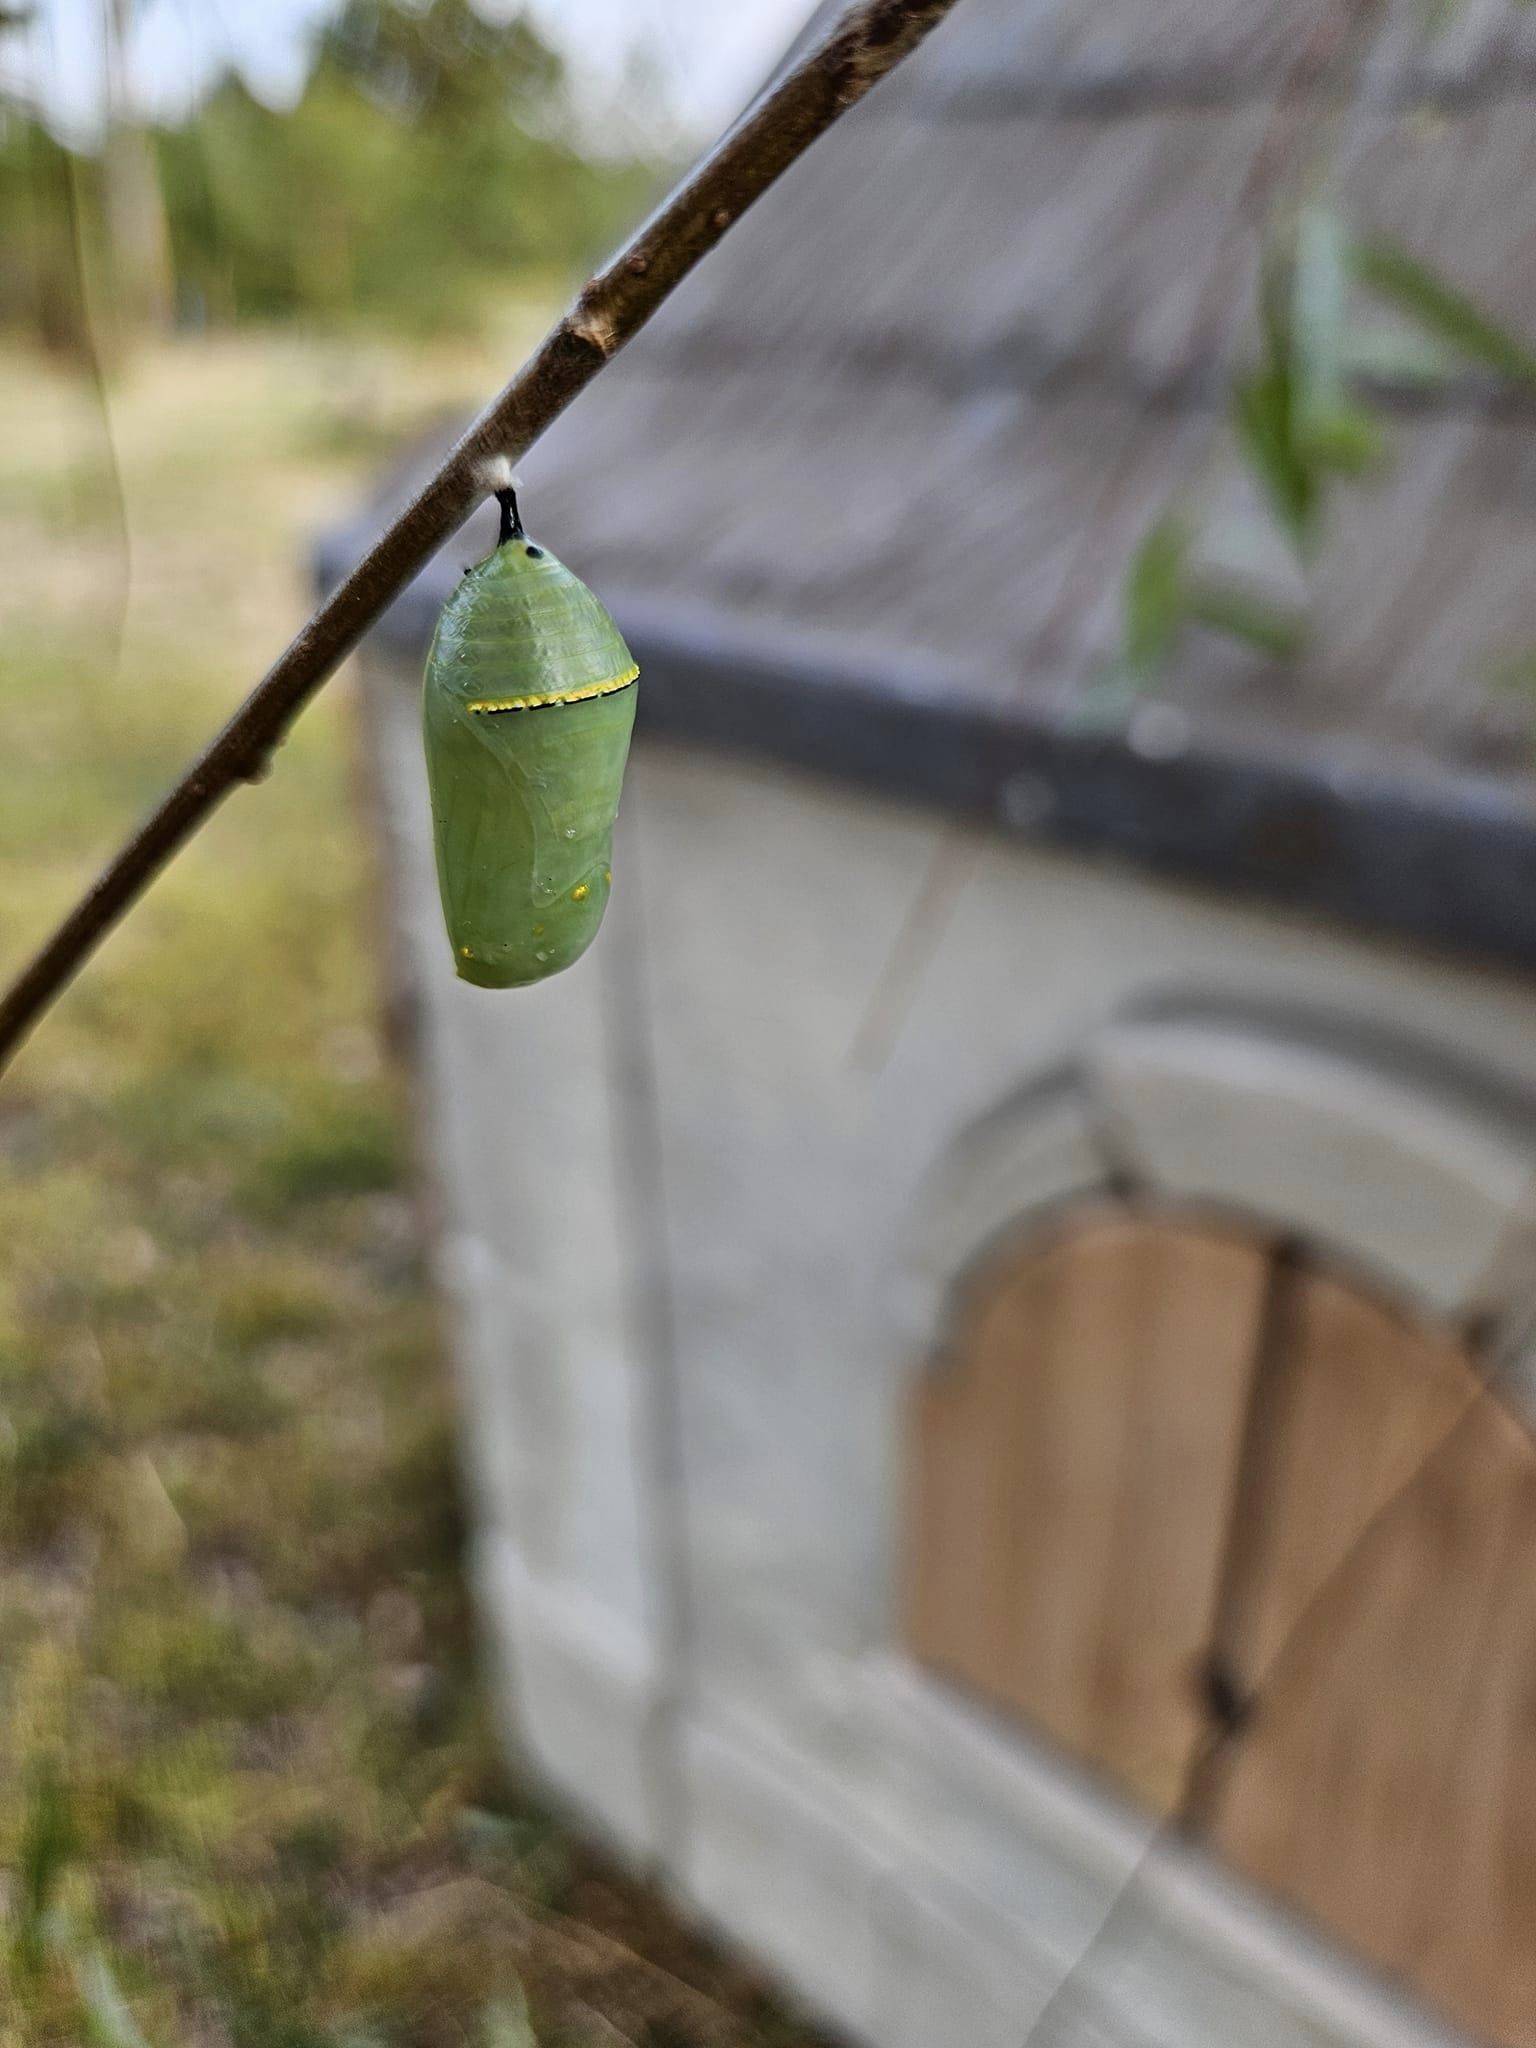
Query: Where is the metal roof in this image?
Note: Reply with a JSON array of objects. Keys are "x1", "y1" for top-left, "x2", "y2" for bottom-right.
[{"x1": 322, "y1": 0, "x2": 1536, "y2": 971}]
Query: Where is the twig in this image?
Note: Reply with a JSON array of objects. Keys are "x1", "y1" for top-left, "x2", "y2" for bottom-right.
[{"x1": 0, "y1": 0, "x2": 964, "y2": 1077}]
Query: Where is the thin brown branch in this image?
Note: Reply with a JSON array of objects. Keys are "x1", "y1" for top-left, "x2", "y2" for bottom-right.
[{"x1": 0, "y1": 0, "x2": 963, "y2": 1077}]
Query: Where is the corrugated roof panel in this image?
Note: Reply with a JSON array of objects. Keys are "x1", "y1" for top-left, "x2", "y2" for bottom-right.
[{"x1": 328, "y1": 0, "x2": 1536, "y2": 963}]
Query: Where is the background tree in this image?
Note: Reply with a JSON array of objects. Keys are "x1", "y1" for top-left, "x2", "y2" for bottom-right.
[{"x1": 1, "y1": 0, "x2": 669, "y2": 346}]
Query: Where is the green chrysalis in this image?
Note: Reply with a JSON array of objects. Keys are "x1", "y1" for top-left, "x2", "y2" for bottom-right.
[{"x1": 422, "y1": 488, "x2": 638, "y2": 989}]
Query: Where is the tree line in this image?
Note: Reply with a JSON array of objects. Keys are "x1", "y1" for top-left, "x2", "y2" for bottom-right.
[{"x1": 0, "y1": 0, "x2": 670, "y2": 358}]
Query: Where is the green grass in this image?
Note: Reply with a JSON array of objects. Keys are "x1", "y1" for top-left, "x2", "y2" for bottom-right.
[{"x1": 0, "y1": 322, "x2": 823, "y2": 2048}]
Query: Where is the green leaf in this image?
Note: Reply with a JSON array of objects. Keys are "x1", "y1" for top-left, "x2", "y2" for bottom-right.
[
  {"x1": 14, "y1": 1764, "x2": 75, "y2": 1973},
  {"x1": 1292, "y1": 208, "x2": 1350, "y2": 433},
  {"x1": 1286, "y1": 209, "x2": 1390, "y2": 474},
  {"x1": 1120, "y1": 512, "x2": 1192, "y2": 679},
  {"x1": 1298, "y1": 401, "x2": 1386, "y2": 475},
  {"x1": 1186, "y1": 577, "x2": 1309, "y2": 661},
  {"x1": 1232, "y1": 365, "x2": 1319, "y2": 556},
  {"x1": 1255, "y1": 248, "x2": 1294, "y2": 382},
  {"x1": 1352, "y1": 236, "x2": 1536, "y2": 385}
]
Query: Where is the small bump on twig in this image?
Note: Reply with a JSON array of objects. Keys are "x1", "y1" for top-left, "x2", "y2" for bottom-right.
[{"x1": 477, "y1": 453, "x2": 520, "y2": 494}]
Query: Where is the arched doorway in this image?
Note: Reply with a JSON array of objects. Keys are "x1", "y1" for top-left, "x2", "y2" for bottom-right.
[{"x1": 905, "y1": 1200, "x2": 1536, "y2": 2045}]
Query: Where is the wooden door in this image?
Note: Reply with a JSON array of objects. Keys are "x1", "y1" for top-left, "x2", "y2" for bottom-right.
[{"x1": 904, "y1": 1201, "x2": 1536, "y2": 2046}]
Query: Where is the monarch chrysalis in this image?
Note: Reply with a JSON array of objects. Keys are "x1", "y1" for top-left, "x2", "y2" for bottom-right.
[{"x1": 422, "y1": 487, "x2": 638, "y2": 988}]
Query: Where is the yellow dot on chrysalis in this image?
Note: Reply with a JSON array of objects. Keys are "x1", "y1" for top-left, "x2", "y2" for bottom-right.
[
  {"x1": 460, "y1": 946, "x2": 473, "y2": 958},
  {"x1": 603, "y1": 869, "x2": 612, "y2": 884},
  {"x1": 571, "y1": 883, "x2": 589, "y2": 902},
  {"x1": 532, "y1": 924, "x2": 544, "y2": 936}
]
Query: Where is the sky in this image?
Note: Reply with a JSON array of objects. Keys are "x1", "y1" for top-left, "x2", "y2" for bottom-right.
[{"x1": 8, "y1": 0, "x2": 813, "y2": 145}]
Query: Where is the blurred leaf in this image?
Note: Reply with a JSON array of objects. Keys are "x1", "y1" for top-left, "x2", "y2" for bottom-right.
[
  {"x1": 1239, "y1": 241, "x2": 1334, "y2": 555},
  {"x1": 69, "y1": 1944, "x2": 154, "y2": 2048},
  {"x1": 1352, "y1": 236, "x2": 1536, "y2": 384},
  {"x1": 482, "y1": 1986, "x2": 538, "y2": 2048},
  {"x1": 1255, "y1": 248, "x2": 1292, "y2": 375},
  {"x1": 1121, "y1": 512, "x2": 1192, "y2": 679},
  {"x1": 1186, "y1": 578, "x2": 1309, "y2": 661},
  {"x1": 14, "y1": 1764, "x2": 75, "y2": 1971},
  {"x1": 1118, "y1": 501, "x2": 1310, "y2": 688},
  {"x1": 1230, "y1": 219, "x2": 1393, "y2": 556},
  {"x1": 1292, "y1": 207, "x2": 1349, "y2": 437},
  {"x1": 1292, "y1": 211, "x2": 1383, "y2": 468},
  {"x1": 1232, "y1": 364, "x2": 1318, "y2": 556},
  {"x1": 1341, "y1": 322, "x2": 1457, "y2": 387},
  {"x1": 13, "y1": 1768, "x2": 152, "y2": 2046},
  {"x1": 1483, "y1": 647, "x2": 1536, "y2": 697},
  {"x1": 1298, "y1": 401, "x2": 1385, "y2": 475}
]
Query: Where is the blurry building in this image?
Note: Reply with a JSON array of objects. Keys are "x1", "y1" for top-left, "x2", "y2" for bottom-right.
[{"x1": 323, "y1": 1, "x2": 1536, "y2": 2042}]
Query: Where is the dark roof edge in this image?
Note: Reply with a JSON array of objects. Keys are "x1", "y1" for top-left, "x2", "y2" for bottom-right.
[{"x1": 314, "y1": 527, "x2": 1536, "y2": 978}]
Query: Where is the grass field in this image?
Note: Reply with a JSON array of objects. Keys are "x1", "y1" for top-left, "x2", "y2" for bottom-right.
[{"x1": 0, "y1": 320, "x2": 821, "y2": 2048}]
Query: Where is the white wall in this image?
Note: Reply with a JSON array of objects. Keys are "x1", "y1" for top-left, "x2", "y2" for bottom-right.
[{"x1": 368, "y1": 653, "x2": 1536, "y2": 2047}]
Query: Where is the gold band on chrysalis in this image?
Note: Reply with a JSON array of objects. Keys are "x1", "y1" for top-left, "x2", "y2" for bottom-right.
[{"x1": 467, "y1": 664, "x2": 639, "y2": 715}]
